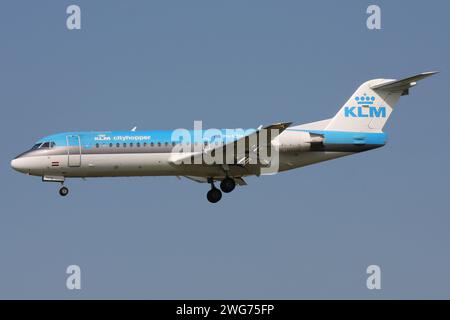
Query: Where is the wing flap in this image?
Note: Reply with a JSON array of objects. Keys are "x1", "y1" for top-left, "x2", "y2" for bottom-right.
[{"x1": 171, "y1": 121, "x2": 292, "y2": 167}]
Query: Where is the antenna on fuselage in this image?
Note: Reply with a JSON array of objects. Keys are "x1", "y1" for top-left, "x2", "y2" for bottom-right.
[{"x1": 131, "y1": 126, "x2": 137, "y2": 131}]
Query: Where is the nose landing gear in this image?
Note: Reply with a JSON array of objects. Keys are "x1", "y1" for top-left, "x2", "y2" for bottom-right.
[
  {"x1": 42, "y1": 176, "x2": 69, "y2": 197},
  {"x1": 59, "y1": 186, "x2": 69, "y2": 197}
]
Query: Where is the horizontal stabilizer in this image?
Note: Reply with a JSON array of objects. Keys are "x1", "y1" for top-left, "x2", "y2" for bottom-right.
[{"x1": 370, "y1": 71, "x2": 438, "y2": 94}]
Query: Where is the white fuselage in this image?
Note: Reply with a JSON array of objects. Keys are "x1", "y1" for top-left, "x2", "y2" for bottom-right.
[{"x1": 10, "y1": 122, "x2": 388, "y2": 191}]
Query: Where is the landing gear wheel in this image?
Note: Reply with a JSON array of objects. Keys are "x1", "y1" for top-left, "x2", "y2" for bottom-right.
[
  {"x1": 220, "y1": 177, "x2": 236, "y2": 193},
  {"x1": 207, "y1": 188, "x2": 222, "y2": 203},
  {"x1": 59, "y1": 186, "x2": 69, "y2": 197}
]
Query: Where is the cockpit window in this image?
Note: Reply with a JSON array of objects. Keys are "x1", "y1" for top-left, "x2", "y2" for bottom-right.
[
  {"x1": 30, "y1": 141, "x2": 56, "y2": 150},
  {"x1": 31, "y1": 143, "x2": 42, "y2": 150}
]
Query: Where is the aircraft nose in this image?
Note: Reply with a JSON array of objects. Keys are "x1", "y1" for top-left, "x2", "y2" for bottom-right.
[{"x1": 11, "y1": 157, "x2": 29, "y2": 173}]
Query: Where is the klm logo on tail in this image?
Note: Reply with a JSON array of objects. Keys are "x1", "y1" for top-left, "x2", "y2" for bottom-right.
[{"x1": 344, "y1": 95, "x2": 386, "y2": 118}]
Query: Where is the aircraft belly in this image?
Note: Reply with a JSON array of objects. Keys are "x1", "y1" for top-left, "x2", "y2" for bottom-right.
[
  {"x1": 38, "y1": 151, "x2": 354, "y2": 178},
  {"x1": 72, "y1": 153, "x2": 177, "y2": 177},
  {"x1": 279, "y1": 151, "x2": 352, "y2": 172}
]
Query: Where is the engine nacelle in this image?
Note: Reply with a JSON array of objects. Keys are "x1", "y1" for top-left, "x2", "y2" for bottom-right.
[{"x1": 272, "y1": 131, "x2": 323, "y2": 152}]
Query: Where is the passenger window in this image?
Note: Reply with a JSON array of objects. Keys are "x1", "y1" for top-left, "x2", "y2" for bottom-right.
[
  {"x1": 151, "y1": 142, "x2": 154, "y2": 147},
  {"x1": 116, "y1": 143, "x2": 120, "y2": 148},
  {"x1": 130, "y1": 143, "x2": 134, "y2": 147},
  {"x1": 137, "y1": 143, "x2": 140, "y2": 147},
  {"x1": 165, "y1": 142, "x2": 168, "y2": 146},
  {"x1": 95, "y1": 143, "x2": 99, "y2": 148},
  {"x1": 172, "y1": 142, "x2": 175, "y2": 147},
  {"x1": 143, "y1": 142, "x2": 147, "y2": 147},
  {"x1": 157, "y1": 142, "x2": 161, "y2": 147},
  {"x1": 123, "y1": 143, "x2": 127, "y2": 148}
]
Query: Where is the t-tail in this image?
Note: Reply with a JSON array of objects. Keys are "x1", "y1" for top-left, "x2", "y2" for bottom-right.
[{"x1": 325, "y1": 71, "x2": 438, "y2": 132}]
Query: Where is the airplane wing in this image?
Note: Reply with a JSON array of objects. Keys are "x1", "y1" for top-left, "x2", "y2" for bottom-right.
[
  {"x1": 170, "y1": 122, "x2": 292, "y2": 167},
  {"x1": 183, "y1": 175, "x2": 247, "y2": 185},
  {"x1": 230, "y1": 122, "x2": 292, "y2": 167}
]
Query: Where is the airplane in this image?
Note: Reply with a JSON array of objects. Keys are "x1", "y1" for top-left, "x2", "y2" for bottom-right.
[{"x1": 11, "y1": 71, "x2": 437, "y2": 203}]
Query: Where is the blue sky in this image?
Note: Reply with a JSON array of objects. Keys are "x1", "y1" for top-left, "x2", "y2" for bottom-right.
[{"x1": 0, "y1": 0, "x2": 449, "y2": 298}]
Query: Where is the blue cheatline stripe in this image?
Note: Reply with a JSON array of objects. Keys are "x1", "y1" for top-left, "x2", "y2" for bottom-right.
[
  {"x1": 286, "y1": 129, "x2": 387, "y2": 145},
  {"x1": 36, "y1": 128, "x2": 387, "y2": 147},
  {"x1": 35, "y1": 129, "x2": 258, "y2": 147}
]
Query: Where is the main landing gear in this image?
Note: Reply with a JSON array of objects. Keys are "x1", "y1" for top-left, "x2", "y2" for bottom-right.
[
  {"x1": 207, "y1": 186, "x2": 222, "y2": 203},
  {"x1": 220, "y1": 177, "x2": 236, "y2": 193},
  {"x1": 206, "y1": 178, "x2": 222, "y2": 203},
  {"x1": 206, "y1": 177, "x2": 236, "y2": 203}
]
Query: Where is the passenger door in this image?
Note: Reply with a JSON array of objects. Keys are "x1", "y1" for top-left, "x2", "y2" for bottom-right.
[{"x1": 66, "y1": 135, "x2": 81, "y2": 167}]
